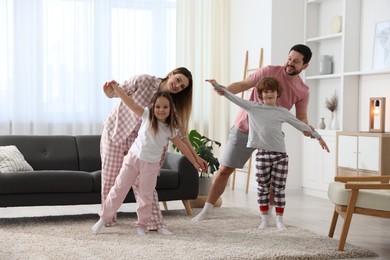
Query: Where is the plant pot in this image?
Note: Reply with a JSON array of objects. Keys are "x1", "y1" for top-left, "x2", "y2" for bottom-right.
[
  {"x1": 198, "y1": 176, "x2": 213, "y2": 196},
  {"x1": 190, "y1": 176, "x2": 222, "y2": 208}
]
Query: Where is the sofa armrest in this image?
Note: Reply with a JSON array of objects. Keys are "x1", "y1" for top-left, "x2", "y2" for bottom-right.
[{"x1": 160, "y1": 152, "x2": 199, "y2": 200}]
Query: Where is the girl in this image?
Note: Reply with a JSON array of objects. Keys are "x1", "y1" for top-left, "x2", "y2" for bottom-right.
[
  {"x1": 101, "y1": 67, "x2": 207, "y2": 233},
  {"x1": 93, "y1": 84, "x2": 202, "y2": 235}
]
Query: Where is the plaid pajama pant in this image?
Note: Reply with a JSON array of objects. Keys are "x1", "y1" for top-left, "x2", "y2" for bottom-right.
[
  {"x1": 100, "y1": 129, "x2": 166, "y2": 230},
  {"x1": 255, "y1": 149, "x2": 289, "y2": 209}
]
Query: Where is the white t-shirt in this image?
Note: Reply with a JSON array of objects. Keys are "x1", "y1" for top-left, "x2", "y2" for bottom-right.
[{"x1": 129, "y1": 108, "x2": 178, "y2": 163}]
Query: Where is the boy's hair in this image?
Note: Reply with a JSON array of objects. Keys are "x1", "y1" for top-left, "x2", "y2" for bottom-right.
[
  {"x1": 290, "y1": 44, "x2": 312, "y2": 64},
  {"x1": 149, "y1": 91, "x2": 179, "y2": 135},
  {"x1": 256, "y1": 77, "x2": 283, "y2": 100}
]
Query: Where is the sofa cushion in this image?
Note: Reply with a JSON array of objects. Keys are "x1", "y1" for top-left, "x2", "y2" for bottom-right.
[
  {"x1": 0, "y1": 145, "x2": 34, "y2": 173},
  {"x1": 0, "y1": 135, "x2": 79, "y2": 171},
  {"x1": 0, "y1": 171, "x2": 94, "y2": 194},
  {"x1": 91, "y1": 170, "x2": 102, "y2": 192},
  {"x1": 91, "y1": 169, "x2": 179, "y2": 192},
  {"x1": 75, "y1": 135, "x2": 102, "y2": 172},
  {"x1": 328, "y1": 181, "x2": 390, "y2": 211}
]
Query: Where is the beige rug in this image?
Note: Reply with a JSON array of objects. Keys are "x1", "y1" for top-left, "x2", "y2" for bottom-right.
[{"x1": 0, "y1": 207, "x2": 378, "y2": 260}]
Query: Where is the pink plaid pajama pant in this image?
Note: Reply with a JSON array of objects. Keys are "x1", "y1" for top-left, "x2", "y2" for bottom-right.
[{"x1": 100, "y1": 130, "x2": 166, "y2": 230}]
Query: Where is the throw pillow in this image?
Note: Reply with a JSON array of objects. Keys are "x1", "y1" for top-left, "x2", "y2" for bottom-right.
[{"x1": 0, "y1": 145, "x2": 34, "y2": 173}]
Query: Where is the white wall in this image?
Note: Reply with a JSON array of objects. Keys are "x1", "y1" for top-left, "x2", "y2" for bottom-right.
[
  {"x1": 229, "y1": 0, "x2": 305, "y2": 193},
  {"x1": 359, "y1": 0, "x2": 390, "y2": 132},
  {"x1": 228, "y1": 0, "x2": 271, "y2": 192},
  {"x1": 229, "y1": 0, "x2": 271, "y2": 106}
]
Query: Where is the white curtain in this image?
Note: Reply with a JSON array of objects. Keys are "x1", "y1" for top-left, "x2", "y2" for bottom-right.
[
  {"x1": 176, "y1": 0, "x2": 230, "y2": 151},
  {"x1": 0, "y1": 0, "x2": 176, "y2": 135}
]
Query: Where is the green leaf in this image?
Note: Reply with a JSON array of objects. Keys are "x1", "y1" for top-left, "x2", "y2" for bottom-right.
[{"x1": 172, "y1": 129, "x2": 221, "y2": 175}]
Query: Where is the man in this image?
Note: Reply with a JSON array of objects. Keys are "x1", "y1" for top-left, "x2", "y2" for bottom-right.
[{"x1": 192, "y1": 44, "x2": 313, "y2": 221}]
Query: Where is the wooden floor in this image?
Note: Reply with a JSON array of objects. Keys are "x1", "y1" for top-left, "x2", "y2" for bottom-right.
[{"x1": 1, "y1": 189, "x2": 389, "y2": 259}]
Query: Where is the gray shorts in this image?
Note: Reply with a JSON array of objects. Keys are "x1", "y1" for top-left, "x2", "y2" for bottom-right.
[{"x1": 221, "y1": 126, "x2": 255, "y2": 169}]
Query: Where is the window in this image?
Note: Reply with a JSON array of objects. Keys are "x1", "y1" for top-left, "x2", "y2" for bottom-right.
[{"x1": 0, "y1": 0, "x2": 176, "y2": 134}]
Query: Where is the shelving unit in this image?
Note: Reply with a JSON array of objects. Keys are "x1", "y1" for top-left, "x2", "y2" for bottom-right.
[
  {"x1": 302, "y1": 0, "x2": 361, "y2": 197},
  {"x1": 301, "y1": 0, "x2": 390, "y2": 198},
  {"x1": 304, "y1": 0, "x2": 362, "y2": 132}
]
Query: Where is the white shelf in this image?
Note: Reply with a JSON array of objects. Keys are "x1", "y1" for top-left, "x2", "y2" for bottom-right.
[
  {"x1": 344, "y1": 70, "x2": 390, "y2": 76},
  {"x1": 317, "y1": 129, "x2": 338, "y2": 136},
  {"x1": 306, "y1": 33, "x2": 342, "y2": 43},
  {"x1": 306, "y1": 73, "x2": 342, "y2": 80},
  {"x1": 307, "y1": 70, "x2": 390, "y2": 79},
  {"x1": 307, "y1": 0, "x2": 331, "y2": 4}
]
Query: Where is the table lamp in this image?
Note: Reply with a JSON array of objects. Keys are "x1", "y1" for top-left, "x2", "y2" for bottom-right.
[{"x1": 369, "y1": 97, "x2": 386, "y2": 132}]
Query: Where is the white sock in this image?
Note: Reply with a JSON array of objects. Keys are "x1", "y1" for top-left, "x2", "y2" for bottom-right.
[
  {"x1": 276, "y1": 215, "x2": 286, "y2": 230},
  {"x1": 136, "y1": 227, "x2": 147, "y2": 236},
  {"x1": 92, "y1": 218, "x2": 106, "y2": 235},
  {"x1": 157, "y1": 228, "x2": 173, "y2": 236},
  {"x1": 191, "y1": 202, "x2": 214, "y2": 221},
  {"x1": 258, "y1": 215, "x2": 269, "y2": 229}
]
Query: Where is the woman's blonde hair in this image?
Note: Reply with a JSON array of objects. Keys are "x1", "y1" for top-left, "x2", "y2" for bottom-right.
[{"x1": 160, "y1": 67, "x2": 193, "y2": 134}]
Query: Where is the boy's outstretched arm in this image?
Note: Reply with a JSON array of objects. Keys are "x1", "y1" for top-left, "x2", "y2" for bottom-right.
[
  {"x1": 111, "y1": 83, "x2": 144, "y2": 117},
  {"x1": 318, "y1": 138, "x2": 330, "y2": 153},
  {"x1": 205, "y1": 79, "x2": 221, "y2": 90},
  {"x1": 206, "y1": 79, "x2": 252, "y2": 111},
  {"x1": 206, "y1": 78, "x2": 253, "y2": 95}
]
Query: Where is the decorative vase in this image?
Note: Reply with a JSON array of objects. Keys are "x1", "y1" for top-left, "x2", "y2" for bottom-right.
[
  {"x1": 319, "y1": 118, "x2": 326, "y2": 130},
  {"x1": 319, "y1": 55, "x2": 333, "y2": 75},
  {"x1": 330, "y1": 111, "x2": 340, "y2": 130}
]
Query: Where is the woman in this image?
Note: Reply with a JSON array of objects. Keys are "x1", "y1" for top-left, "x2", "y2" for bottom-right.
[
  {"x1": 101, "y1": 67, "x2": 207, "y2": 234},
  {"x1": 94, "y1": 89, "x2": 202, "y2": 236}
]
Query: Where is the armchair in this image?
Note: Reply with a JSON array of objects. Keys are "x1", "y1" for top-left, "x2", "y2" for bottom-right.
[{"x1": 327, "y1": 176, "x2": 390, "y2": 251}]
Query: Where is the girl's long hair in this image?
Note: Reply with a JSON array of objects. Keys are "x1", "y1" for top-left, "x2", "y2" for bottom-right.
[
  {"x1": 149, "y1": 92, "x2": 179, "y2": 136},
  {"x1": 159, "y1": 67, "x2": 193, "y2": 134}
]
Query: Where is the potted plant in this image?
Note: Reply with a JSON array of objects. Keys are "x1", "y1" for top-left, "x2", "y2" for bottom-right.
[
  {"x1": 173, "y1": 129, "x2": 222, "y2": 207},
  {"x1": 173, "y1": 129, "x2": 221, "y2": 177}
]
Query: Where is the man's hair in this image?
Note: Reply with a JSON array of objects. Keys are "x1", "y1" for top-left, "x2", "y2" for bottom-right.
[{"x1": 290, "y1": 44, "x2": 312, "y2": 64}]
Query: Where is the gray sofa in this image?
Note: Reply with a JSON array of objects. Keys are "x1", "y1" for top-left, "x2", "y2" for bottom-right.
[{"x1": 0, "y1": 135, "x2": 199, "y2": 215}]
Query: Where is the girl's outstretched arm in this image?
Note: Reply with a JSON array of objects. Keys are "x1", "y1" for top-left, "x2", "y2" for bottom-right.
[
  {"x1": 111, "y1": 83, "x2": 144, "y2": 117},
  {"x1": 180, "y1": 135, "x2": 208, "y2": 172},
  {"x1": 171, "y1": 136, "x2": 203, "y2": 173}
]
